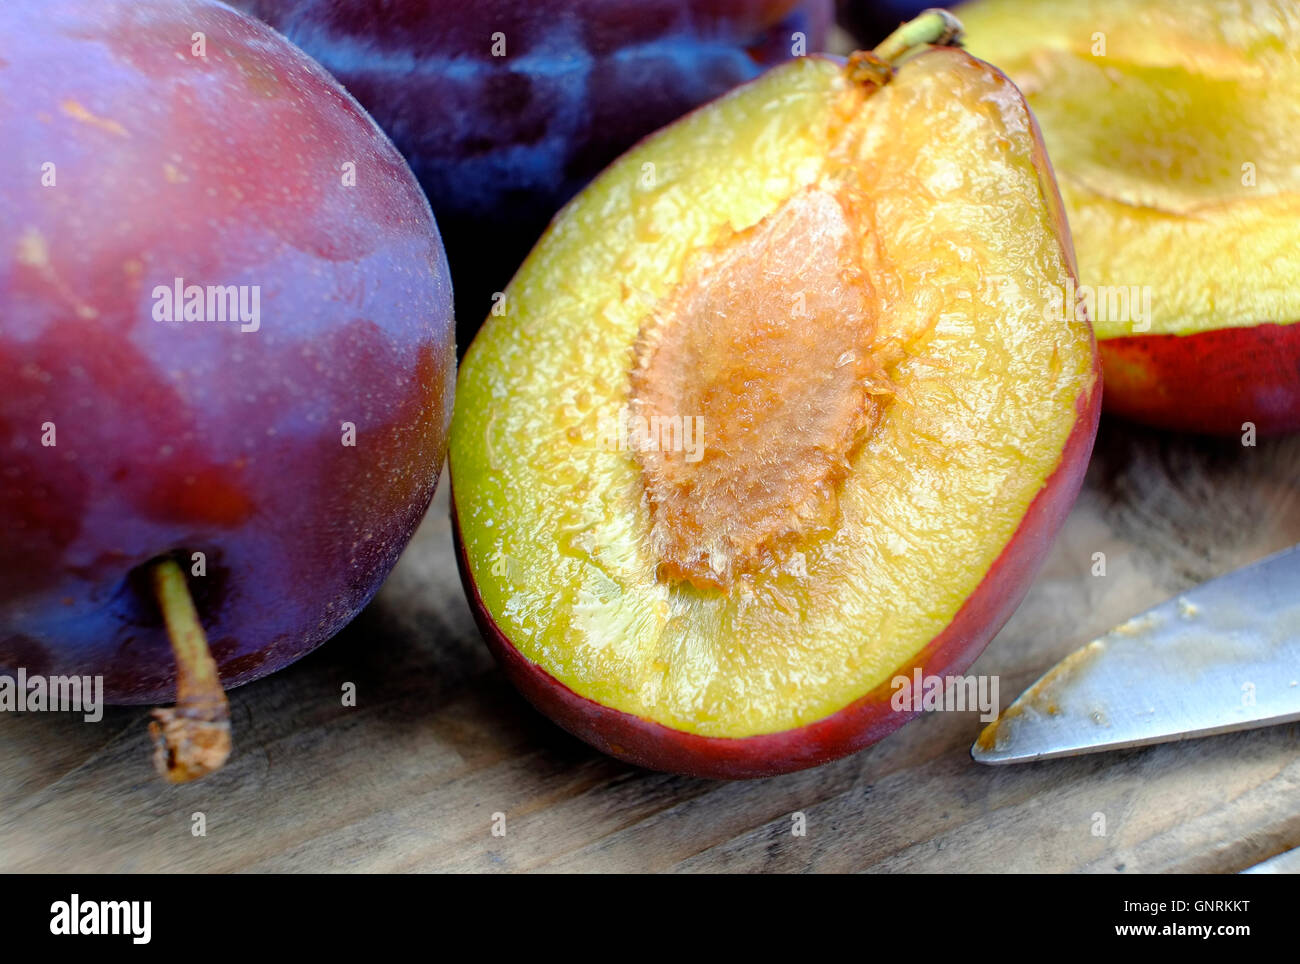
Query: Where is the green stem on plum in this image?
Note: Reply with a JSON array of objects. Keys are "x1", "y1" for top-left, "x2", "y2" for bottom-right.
[
  {"x1": 875, "y1": 9, "x2": 964, "y2": 62},
  {"x1": 147, "y1": 558, "x2": 231, "y2": 783},
  {"x1": 848, "y1": 9, "x2": 965, "y2": 87}
]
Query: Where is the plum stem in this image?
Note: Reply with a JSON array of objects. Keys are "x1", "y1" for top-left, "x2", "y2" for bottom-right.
[
  {"x1": 875, "y1": 9, "x2": 964, "y2": 62},
  {"x1": 849, "y1": 9, "x2": 965, "y2": 87},
  {"x1": 147, "y1": 557, "x2": 231, "y2": 783}
]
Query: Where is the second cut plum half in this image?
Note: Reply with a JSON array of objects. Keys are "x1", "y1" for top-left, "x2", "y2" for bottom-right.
[
  {"x1": 960, "y1": 0, "x2": 1300, "y2": 435},
  {"x1": 451, "y1": 16, "x2": 1101, "y2": 778}
]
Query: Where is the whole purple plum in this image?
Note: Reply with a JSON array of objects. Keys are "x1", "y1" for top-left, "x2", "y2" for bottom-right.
[
  {"x1": 228, "y1": 0, "x2": 832, "y2": 334},
  {"x1": 0, "y1": 0, "x2": 454, "y2": 777}
]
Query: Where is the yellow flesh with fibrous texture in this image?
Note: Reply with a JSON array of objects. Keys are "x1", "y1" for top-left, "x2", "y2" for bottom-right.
[
  {"x1": 959, "y1": 0, "x2": 1300, "y2": 339},
  {"x1": 451, "y1": 50, "x2": 1095, "y2": 739}
]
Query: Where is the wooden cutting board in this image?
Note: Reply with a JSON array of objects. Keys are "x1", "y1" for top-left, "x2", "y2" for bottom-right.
[{"x1": 3, "y1": 418, "x2": 1299, "y2": 873}]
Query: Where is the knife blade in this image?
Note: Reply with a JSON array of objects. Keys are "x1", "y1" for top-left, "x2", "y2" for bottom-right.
[
  {"x1": 1241, "y1": 845, "x2": 1300, "y2": 874},
  {"x1": 972, "y1": 544, "x2": 1300, "y2": 764}
]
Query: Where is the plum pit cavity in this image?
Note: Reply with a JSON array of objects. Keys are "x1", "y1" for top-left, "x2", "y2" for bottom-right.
[{"x1": 629, "y1": 187, "x2": 883, "y2": 591}]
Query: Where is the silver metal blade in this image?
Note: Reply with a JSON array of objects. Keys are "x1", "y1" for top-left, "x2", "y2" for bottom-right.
[
  {"x1": 973, "y1": 544, "x2": 1300, "y2": 764},
  {"x1": 1241, "y1": 846, "x2": 1300, "y2": 874}
]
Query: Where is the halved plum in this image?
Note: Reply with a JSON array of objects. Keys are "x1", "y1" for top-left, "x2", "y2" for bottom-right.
[
  {"x1": 451, "y1": 15, "x2": 1100, "y2": 778},
  {"x1": 959, "y1": 0, "x2": 1300, "y2": 435}
]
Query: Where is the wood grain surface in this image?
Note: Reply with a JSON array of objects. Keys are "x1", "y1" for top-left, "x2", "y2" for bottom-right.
[{"x1": 3, "y1": 418, "x2": 1299, "y2": 873}]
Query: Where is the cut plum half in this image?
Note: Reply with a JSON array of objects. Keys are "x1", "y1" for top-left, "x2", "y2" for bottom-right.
[
  {"x1": 451, "y1": 17, "x2": 1101, "y2": 778},
  {"x1": 959, "y1": 0, "x2": 1300, "y2": 434}
]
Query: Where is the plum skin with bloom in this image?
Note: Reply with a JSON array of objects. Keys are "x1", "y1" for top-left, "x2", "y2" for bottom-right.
[{"x1": 0, "y1": 0, "x2": 455, "y2": 703}]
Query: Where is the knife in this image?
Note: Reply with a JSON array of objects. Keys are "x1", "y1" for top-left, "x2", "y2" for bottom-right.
[
  {"x1": 1241, "y1": 845, "x2": 1300, "y2": 873},
  {"x1": 972, "y1": 544, "x2": 1300, "y2": 764}
]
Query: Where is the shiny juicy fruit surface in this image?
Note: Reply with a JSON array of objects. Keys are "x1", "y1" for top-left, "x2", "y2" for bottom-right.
[
  {"x1": 0, "y1": 0, "x2": 455, "y2": 702},
  {"x1": 452, "y1": 50, "x2": 1096, "y2": 740},
  {"x1": 959, "y1": 0, "x2": 1300, "y2": 342}
]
